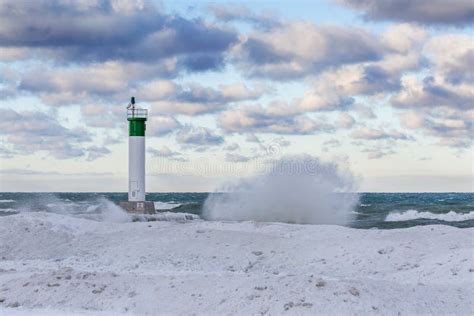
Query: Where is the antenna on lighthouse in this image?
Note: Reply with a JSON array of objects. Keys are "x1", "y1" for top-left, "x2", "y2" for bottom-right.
[{"x1": 119, "y1": 97, "x2": 156, "y2": 214}]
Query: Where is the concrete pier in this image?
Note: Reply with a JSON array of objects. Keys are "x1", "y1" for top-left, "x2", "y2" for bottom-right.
[{"x1": 119, "y1": 201, "x2": 156, "y2": 214}]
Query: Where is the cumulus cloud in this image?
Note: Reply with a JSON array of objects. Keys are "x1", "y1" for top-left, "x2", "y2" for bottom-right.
[
  {"x1": 0, "y1": 109, "x2": 92, "y2": 159},
  {"x1": 80, "y1": 103, "x2": 125, "y2": 128},
  {"x1": 425, "y1": 34, "x2": 474, "y2": 84},
  {"x1": 399, "y1": 108, "x2": 473, "y2": 148},
  {"x1": 335, "y1": 0, "x2": 474, "y2": 26},
  {"x1": 14, "y1": 61, "x2": 266, "y2": 113},
  {"x1": 224, "y1": 143, "x2": 240, "y2": 151},
  {"x1": 362, "y1": 147, "x2": 396, "y2": 159},
  {"x1": 294, "y1": 24, "x2": 427, "y2": 112},
  {"x1": 392, "y1": 74, "x2": 473, "y2": 110},
  {"x1": 149, "y1": 82, "x2": 267, "y2": 115},
  {"x1": 17, "y1": 61, "x2": 177, "y2": 106},
  {"x1": 148, "y1": 146, "x2": 187, "y2": 161},
  {"x1": 337, "y1": 113, "x2": 356, "y2": 129},
  {"x1": 0, "y1": 0, "x2": 237, "y2": 70},
  {"x1": 209, "y1": 4, "x2": 280, "y2": 29},
  {"x1": 232, "y1": 21, "x2": 385, "y2": 80},
  {"x1": 176, "y1": 125, "x2": 224, "y2": 146},
  {"x1": 219, "y1": 103, "x2": 334, "y2": 134},
  {"x1": 225, "y1": 152, "x2": 251, "y2": 162},
  {"x1": 86, "y1": 146, "x2": 111, "y2": 161},
  {"x1": 351, "y1": 127, "x2": 411, "y2": 140},
  {"x1": 148, "y1": 116, "x2": 181, "y2": 137}
]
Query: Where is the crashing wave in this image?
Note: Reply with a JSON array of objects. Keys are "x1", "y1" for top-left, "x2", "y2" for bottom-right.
[{"x1": 385, "y1": 210, "x2": 474, "y2": 222}]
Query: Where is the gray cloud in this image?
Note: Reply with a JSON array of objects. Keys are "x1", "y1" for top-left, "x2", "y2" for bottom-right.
[
  {"x1": 336, "y1": 0, "x2": 474, "y2": 26},
  {"x1": 148, "y1": 116, "x2": 181, "y2": 137},
  {"x1": 399, "y1": 109, "x2": 473, "y2": 148},
  {"x1": 224, "y1": 143, "x2": 240, "y2": 151},
  {"x1": 210, "y1": 4, "x2": 280, "y2": 29},
  {"x1": 392, "y1": 75, "x2": 473, "y2": 110},
  {"x1": 362, "y1": 147, "x2": 396, "y2": 159},
  {"x1": 425, "y1": 34, "x2": 474, "y2": 85},
  {"x1": 233, "y1": 22, "x2": 386, "y2": 80},
  {"x1": 150, "y1": 83, "x2": 267, "y2": 115},
  {"x1": 351, "y1": 127, "x2": 411, "y2": 140},
  {"x1": 219, "y1": 103, "x2": 334, "y2": 134},
  {"x1": 0, "y1": 0, "x2": 237, "y2": 72},
  {"x1": 15, "y1": 63, "x2": 265, "y2": 113},
  {"x1": 225, "y1": 152, "x2": 251, "y2": 163},
  {"x1": 86, "y1": 146, "x2": 111, "y2": 161},
  {"x1": 148, "y1": 146, "x2": 187, "y2": 161},
  {"x1": 0, "y1": 109, "x2": 94, "y2": 159},
  {"x1": 176, "y1": 125, "x2": 224, "y2": 146}
]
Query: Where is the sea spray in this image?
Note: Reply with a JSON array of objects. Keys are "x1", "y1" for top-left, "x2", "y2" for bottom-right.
[
  {"x1": 13, "y1": 194, "x2": 131, "y2": 223},
  {"x1": 203, "y1": 156, "x2": 359, "y2": 225}
]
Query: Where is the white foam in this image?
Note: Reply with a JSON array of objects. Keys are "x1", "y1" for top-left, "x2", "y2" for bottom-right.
[
  {"x1": 0, "y1": 208, "x2": 17, "y2": 213},
  {"x1": 385, "y1": 210, "x2": 474, "y2": 222},
  {"x1": 0, "y1": 199, "x2": 15, "y2": 203},
  {"x1": 154, "y1": 201, "x2": 182, "y2": 210},
  {"x1": 203, "y1": 155, "x2": 359, "y2": 225}
]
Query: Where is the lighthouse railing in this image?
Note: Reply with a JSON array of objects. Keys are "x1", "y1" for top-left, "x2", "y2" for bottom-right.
[{"x1": 127, "y1": 108, "x2": 148, "y2": 119}]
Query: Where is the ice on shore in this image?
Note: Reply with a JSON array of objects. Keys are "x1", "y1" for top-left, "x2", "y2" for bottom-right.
[{"x1": 0, "y1": 212, "x2": 473, "y2": 315}]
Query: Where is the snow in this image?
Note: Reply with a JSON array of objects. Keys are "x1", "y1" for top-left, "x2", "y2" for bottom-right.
[{"x1": 0, "y1": 212, "x2": 473, "y2": 315}]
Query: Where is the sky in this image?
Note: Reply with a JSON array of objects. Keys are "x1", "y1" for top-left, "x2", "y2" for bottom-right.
[{"x1": 0, "y1": 0, "x2": 473, "y2": 192}]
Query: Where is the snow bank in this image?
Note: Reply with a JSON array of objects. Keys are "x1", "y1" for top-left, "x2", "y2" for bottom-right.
[
  {"x1": 0, "y1": 212, "x2": 473, "y2": 315},
  {"x1": 386, "y1": 210, "x2": 474, "y2": 222}
]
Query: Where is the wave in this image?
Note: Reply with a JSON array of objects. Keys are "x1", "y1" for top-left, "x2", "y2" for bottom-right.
[
  {"x1": 203, "y1": 155, "x2": 359, "y2": 225},
  {"x1": 0, "y1": 200, "x2": 15, "y2": 203},
  {"x1": 385, "y1": 210, "x2": 474, "y2": 222},
  {"x1": 154, "y1": 201, "x2": 182, "y2": 210},
  {"x1": 0, "y1": 208, "x2": 17, "y2": 213}
]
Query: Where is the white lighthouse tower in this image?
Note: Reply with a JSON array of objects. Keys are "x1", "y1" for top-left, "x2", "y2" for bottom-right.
[{"x1": 119, "y1": 97, "x2": 155, "y2": 214}]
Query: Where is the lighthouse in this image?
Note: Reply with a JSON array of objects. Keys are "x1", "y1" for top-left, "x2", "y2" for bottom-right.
[{"x1": 119, "y1": 97, "x2": 155, "y2": 214}]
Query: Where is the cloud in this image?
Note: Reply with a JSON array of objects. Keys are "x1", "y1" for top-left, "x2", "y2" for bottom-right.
[
  {"x1": 0, "y1": 109, "x2": 92, "y2": 159},
  {"x1": 150, "y1": 82, "x2": 267, "y2": 115},
  {"x1": 0, "y1": 0, "x2": 237, "y2": 71},
  {"x1": 399, "y1": 108, "x2": 473, "y2": 148},
  {"x1": 232, "y1": 21, "x2": 385, "y2": 80},
  {"x1": 392, "y1": 74, "x2": 473, "y2": 110},
  {"x1": 335, "y1": 0, "x2": 474, "y2": 26},
  {"x1": 225, "y1": 152, "x2": 251, "y2": 162},
  {"x1": 80, "y1": 103, "x2": 125, "y2": 128},
  {"x1": 355, "y1": 104, "x2": 377, "y2": 119},
  {"x1": 218, "y1": 103, "x2": 334, "y2": 134},
  {"x1": 14, "y1": 61, "x2": 266, "y2": 114},
  {"x1": 176, "y1": 125, "x2": 224, "y2": 146},
  {"x1": 362, "y1": 147, "x2": 396, "y2": 159},
  {"x1": 294, "y1": 24, "x2": 427, "y2": 112},
  {"x1": 224, "y1": 143, "x2": 240, "y2": 151},
  {"x1": 351, "y1": 127, "x2": 411, "y2": 140},
  {"x1": 148, "y1": 146, "x2": 187, "y2": 161},
  {"x1": 246, "y1": 134, "x2": 261, "y2": 143},
  {"x1": 16, "y1": 61, "x2": 178, "y2": 106},
  {"x1": 336, "y1": 113, "x2": 356, "y2": 129},
  {"x1": 209, "y1": 4, "x2": 280, "y2": 29},
  {"x1": 86, "y1": 146, "x2": 111, "y2": 161},
  {"x1": 148, "y1": 116, "x2": 181, "y2": 137},
  {"x1": 425, "y1": 34, "x2": 474, "y2": 85}
]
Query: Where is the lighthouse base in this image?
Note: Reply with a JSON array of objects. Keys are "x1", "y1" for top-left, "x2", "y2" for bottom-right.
[{"x1": 119, "y1": 201, "x2": 156, "y2": 214}]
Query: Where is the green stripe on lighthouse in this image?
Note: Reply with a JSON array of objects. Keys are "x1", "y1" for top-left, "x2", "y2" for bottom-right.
[{"x1": 128, "y1": 118, "x2": 146, "y2": 136}]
